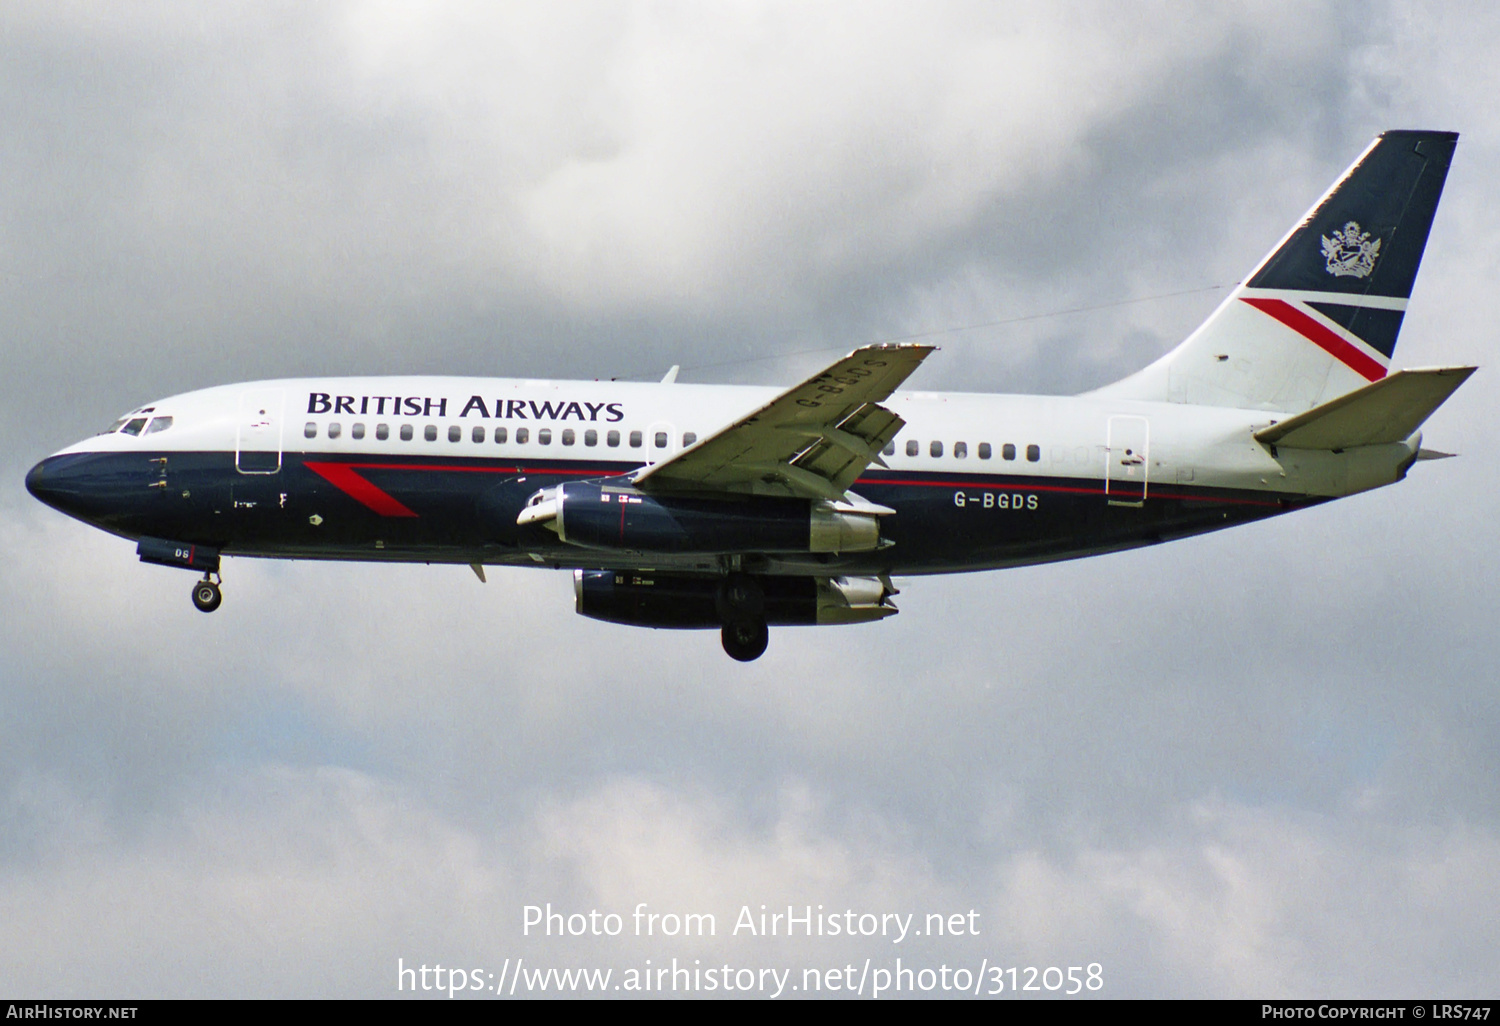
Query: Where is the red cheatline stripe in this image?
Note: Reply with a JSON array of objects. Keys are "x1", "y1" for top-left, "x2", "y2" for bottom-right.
[
  {"x1": 860, "y1": 476, "x2": 1284, "y2": 506},
  {"x1": 305, "y1": 462, "x2": 419, "y2": 517},
  {"x1": 302, "y1": 458, "x2": 1287, "y2": 515},
  {"x1": 1241, "y1": 297, "x2": 1385, "y2": 382},
  {"x1": 331, "y1": 462, "x2": 627, "y2": 477},
  {"x1": 302, "y1": 459, "x2": 631, "y2": 517}
]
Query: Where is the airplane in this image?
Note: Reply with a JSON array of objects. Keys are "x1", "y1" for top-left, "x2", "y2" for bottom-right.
[{"x1": 26, "y1": 130, "x2": 1472, "y2": 661}]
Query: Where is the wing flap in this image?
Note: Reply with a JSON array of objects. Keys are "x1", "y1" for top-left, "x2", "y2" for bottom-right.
[
  {"x1": 1255, "y1": 366, "x2": 1475, "y2": 449},
  {"x1": 636, "y1": 343, "x2": 934, "y2": 498}
]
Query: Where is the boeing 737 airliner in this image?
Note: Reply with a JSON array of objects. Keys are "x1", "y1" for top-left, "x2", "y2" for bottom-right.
[{"x1": 27, "y1": 131, "x2": 1472, "y2": 660}]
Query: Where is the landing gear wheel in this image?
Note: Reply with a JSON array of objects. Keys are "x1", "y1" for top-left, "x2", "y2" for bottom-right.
[
  {"x1": 191, "y1": 577, "x2": 222, "y2": 613},
  {"x1": 721, "y1": 618, "x2": 769, "y2": 662}
]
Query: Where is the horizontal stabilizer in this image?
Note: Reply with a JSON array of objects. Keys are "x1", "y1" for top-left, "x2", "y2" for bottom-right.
[{"x1": 1255, "y1": 366, "x2": 1474, "y2": 449}]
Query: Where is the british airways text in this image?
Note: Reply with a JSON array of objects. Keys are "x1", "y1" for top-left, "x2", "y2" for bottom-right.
[{"x1": 307, "y1": 393, "x2": 625, "y2": 422}]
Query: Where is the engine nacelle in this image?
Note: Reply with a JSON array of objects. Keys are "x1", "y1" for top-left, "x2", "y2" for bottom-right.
[
  {"x1": 519, "y1": 480, "x2": 881, "y2": 554},
  {"x1": 574, "y1": 570, "x2": 898, "y2": 629}
]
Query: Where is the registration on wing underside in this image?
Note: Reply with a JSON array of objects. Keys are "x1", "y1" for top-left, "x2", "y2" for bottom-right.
[{"x1": 633, "y1": 343, "x2": 935, "y2": 501}]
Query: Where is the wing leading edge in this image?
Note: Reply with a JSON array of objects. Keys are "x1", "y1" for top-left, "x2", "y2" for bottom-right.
[{"x1": 633, "y1": 343, "x2": 935, "y2": 501}]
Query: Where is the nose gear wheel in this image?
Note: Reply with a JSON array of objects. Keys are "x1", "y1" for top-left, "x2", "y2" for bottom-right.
[{"x1": 191, "y1": 574, "x2": 223, "y2": 613}]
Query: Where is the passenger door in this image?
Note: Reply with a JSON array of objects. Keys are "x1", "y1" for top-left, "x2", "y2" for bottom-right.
[{"x1": 236, "y1": 388, "x2": 285, "y2": 474}]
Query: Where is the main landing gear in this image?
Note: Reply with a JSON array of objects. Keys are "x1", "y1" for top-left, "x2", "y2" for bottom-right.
[
  {"x1": 191, "y1": 574, "x2": 223, "y2": 613},
  {"x1": 721, "y1": 619, "x2": 769, "y2": 662},
  {"x1": 718, "y1": 573, "x2": 769, "y2": 662}
]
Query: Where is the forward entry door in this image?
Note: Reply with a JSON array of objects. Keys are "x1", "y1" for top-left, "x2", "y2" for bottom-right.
[{"x1": 236, "y1": 388, "x2": 285, "y2": 474}]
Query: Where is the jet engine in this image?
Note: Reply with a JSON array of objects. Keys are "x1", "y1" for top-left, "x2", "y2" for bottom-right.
[
  {"x1": 573, "y1": 570, "x2": 898, "y2": 628},
  {"x1": 518, "y1": 480, "x2": 883, "y2": 554}
]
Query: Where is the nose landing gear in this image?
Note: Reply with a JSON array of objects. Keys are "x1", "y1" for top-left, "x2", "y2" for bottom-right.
[{"x1": 191, "y1": 574, "x2": 223, "y2": 613}]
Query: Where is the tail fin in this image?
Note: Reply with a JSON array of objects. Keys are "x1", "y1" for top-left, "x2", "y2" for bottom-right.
[{"x1": 1096, "y1": 130, "x2": 1458, "y2": 413}]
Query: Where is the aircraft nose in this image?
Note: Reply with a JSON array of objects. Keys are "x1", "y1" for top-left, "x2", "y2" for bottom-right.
[
  {"x1": 24, "y1": 458, "x2": 54, "y2": 505},
  {"x1": 25, "y1": 454, "x2": 88, "y2": 515},
  {"x1": 26, "y1": 451, "x2": 154, "y2": 532}
]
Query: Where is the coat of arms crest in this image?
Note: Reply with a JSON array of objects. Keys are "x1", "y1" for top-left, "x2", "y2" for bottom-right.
[{"x1": 1321, "y1": 221, "x2": 1381, "y2": 278}]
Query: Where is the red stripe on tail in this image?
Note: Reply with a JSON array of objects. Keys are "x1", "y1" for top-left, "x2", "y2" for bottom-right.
[{"x1": 1241, "y1": 297, "x2": 1386, "y2": 382}]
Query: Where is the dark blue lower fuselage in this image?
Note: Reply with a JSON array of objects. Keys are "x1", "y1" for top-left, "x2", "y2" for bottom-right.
[{"x1": 26, "y1": 448, "x2": 1317, "y2": 577}]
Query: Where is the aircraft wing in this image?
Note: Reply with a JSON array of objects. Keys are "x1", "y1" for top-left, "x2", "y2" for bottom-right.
[{"x1": 633, "y1": 343, "x2": 935, "y2": 501}]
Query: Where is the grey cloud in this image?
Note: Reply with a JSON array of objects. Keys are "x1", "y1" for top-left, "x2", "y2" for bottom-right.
[{"x1": 3, "y1": 0, "x2": 1499, "y2": 998}]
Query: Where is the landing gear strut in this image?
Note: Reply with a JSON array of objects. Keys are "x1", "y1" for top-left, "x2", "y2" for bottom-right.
[
  {"x1": 718, "y1": 573, "x2": 769, "y2": 661},
  {"x1": 191, "y1": 574, "x2": 223, "y2": 613}
]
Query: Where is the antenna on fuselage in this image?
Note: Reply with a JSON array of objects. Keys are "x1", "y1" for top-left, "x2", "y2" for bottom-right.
[{"x1": 661, "y1": 365, "x2": 680, "y2": 384}]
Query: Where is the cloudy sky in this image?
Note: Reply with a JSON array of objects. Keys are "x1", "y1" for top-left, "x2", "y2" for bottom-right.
[{"x1": 2, "y1": 0, "x2": 1497, "y2": 999}]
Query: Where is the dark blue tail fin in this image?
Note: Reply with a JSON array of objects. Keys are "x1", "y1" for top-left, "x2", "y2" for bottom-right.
[
  {"x1": 1248, "y1": 130, "x2": 1456, "y2": 301},
  {"x1": 1098, "y1": 131, "x2": 1458, "y2": 412}
]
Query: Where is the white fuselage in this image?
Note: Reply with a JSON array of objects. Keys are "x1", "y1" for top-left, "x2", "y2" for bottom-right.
[{"x1": 61, "y1": 375, "x2": 1415, "y2": 504}]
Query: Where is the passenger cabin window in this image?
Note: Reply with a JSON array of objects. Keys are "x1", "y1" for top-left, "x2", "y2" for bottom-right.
[
  {"x1": 1002, "y1": 443, "x2": 1016, "y2": 461},
  {"x1": 400, "y1": 425, "x2": 413, "y2": 441},
  {"x1": 538, "y1": 428, "x2": 552, "y2": 445},
  {"x1": 425, "y1": 425, "x2": 438, "y2": 442},
  {"x1": 954, "y1": 441, "x2": 967, "y2": 458},
  {"x1": 145, "y1": 416, "x2": 173, "y2": 434},
  {"x1": 654, "y1": 431, "x2": 668, "y2": 448},
  {"x1": 328, "y1": 422, "x2": 342, "y2": 439},
  {"x1": 376, "y1": 424, "x2": 389, "y2": 440},
  {"x1": 585, "y1": 429, "x2": 598, "y2": 446},
  {"x1": 448, "y1": 425, "x2": 461, "y2": 442},
  {"x1": 562, "y1": 429, "x2": 575, "y2": 445},
  {"x1": 1026, "y1": 444, "x2": 1040, "y2": 462},
  {"x1": 883, "y1": 442, "x2": 895, "y2": 456},
  {"x1": 304, "y1": 422, "x2": 317, "y2": 439},
  {"x1": 494, "y1": 426, "x2": 508, "y2": 444},
  {"x1": 516, "y1": 427, "x2": 529, "y2": 444},
  {"x1": 352, "y1": 423, "x2": 365, "y2": 440},
  {"x1": 683, "y1": 432, "x2": 697, "y2": 446},
  {"x1": 930, "y1": 441, "x2": 944, "y2": 457},
  {"x1": 607, "y1": 430, "x2": 620, "y2": 447},
  {"x1": 629, "y1": 430, "x2": 643, "y2": 448},
  {"x1": 905, "y1": 440, "x2": 919, "y2": 457},
  {"x1": 978, "y1": 442, "x2": 991, "y2": 459},
  {"x1": 472, "y1": 426, "x2": 485, "y2": 443}
]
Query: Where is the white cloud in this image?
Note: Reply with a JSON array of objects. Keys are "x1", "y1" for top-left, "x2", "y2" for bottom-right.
[{"x1": 3, "y1": 769, "x2": 1496, "y2": 996}]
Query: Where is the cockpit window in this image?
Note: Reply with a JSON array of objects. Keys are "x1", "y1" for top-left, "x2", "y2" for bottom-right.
[
  {"x1": 100, "y1": 417, "x2": 130, "y2": 435},
  {"x1": 144, "y1": 416, "x2": 173, "y2": 434},
  {"x1": 120, "y1": 418, "x2": 148, "y2": 436}
]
